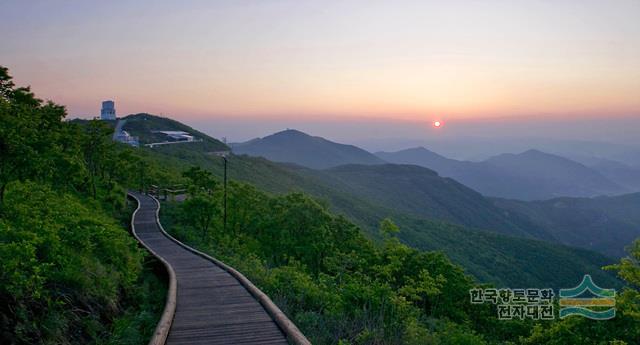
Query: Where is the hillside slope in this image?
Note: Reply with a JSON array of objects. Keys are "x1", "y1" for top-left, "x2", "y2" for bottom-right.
[
  {"x1": 493, "y1": 193, "x2": 640, "y2": 258},
  {"x1": 483, "y1": 149, "x2": 625, "y2": 199},
  {"x1": 378, "y1": 147, "x2": 626, "y2": 200},
  {"x1": 376, "y1": 146, "x2": 462, "y2": 173},
  {"x1": 589, "y1": 158, "x2": 640, "y2": 192},
  {"x1": 232, "y1": 129, "x2": 385, "y2": 169},
  {"x1": 130, "y1": 122, "x2": 622, "y2": 288},
  {"x1": 311, "y1": 164, "x2": 552, "y2": 240},
  {"x1": 122, "y1": 113, "x2": 228, "y2": 151}
]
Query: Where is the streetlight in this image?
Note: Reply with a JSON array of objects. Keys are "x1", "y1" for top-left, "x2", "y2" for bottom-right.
[
  {"x1": 214, "y1": 151, "x2": 230, "y2": 234},
  {"x1": 139, "y1": 161, "x2": 145, "y2": 193}
]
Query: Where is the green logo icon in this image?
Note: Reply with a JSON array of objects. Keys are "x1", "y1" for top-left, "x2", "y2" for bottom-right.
[{"x1": 559, "y1": 275, "x2": 615, "y2": 320}]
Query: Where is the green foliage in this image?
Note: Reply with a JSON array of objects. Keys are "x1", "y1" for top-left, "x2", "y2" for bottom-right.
[
  {"x1": 136, "y1": 132, "x2": 619, "y2": 289},
  {"x1": 380, "y1": 218, "x2": 400, "y2": 238},
  {"x1": 0, "y1": 66, "x2": 163, "y2": 344},
  {"x1": 398, "y1": 216, "x2": 620, "y2": 289},
  {"x1": 183, "y1": 166, "x2": 217, "y2": 194},
  {"x1": 162, "y1": 170, "x2": 640, "y2": 344},
  {"x1": 493, "y1": 194, "x2": 640, "y2": 258},
  {"x1": 0, "y1": 182, "x2": 149, "y2": 344},
  {"x1": 316, "y1": 164, "x2": 541, "y2": 238},
  {"x1": 182, "y1": 193, "x2": 219, "y2": 241},
  {"x1": 121, "y1": 113, "x2": 228, "y2": 151},
  {"x1": 161, "y1": 181, "x2": 506, "y2": 344},
  {"x1": 519, "y1": 240, "x2": 640, "y2": 344},
  {"x1": 0, "y1": 69, "x2": 68, "y2": 204}
]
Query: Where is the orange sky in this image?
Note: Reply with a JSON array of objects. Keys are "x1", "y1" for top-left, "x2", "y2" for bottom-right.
[{"x1": 1, "y1": 1, "x2": 639, "y2": 122}]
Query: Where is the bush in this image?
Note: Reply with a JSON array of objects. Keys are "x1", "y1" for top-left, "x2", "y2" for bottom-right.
[{"x1": 0, "y1": 182, "x2": 150, "y2": 344}]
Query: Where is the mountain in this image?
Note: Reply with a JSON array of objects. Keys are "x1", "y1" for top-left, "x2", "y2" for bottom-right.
[
  {"x1": 308, "y1": 163, "x2": 551, "y2": 240},
  {"x1": 302, "y1": 161, "x2": 639, "y2": 259},
  {"x1": 397, "y1": 216, "x2": 619, "y2": 288},
  {"x1": 375, "y1": 147, "x2": 461, "y2": 174},
  {"x1": 132, "y1": 119, "x2": 637, "y2": 259},
  {"x1": 143, "y1": 143, "x2": 619, "y2": 287},
  {"x1": 128, "y1": 117, "x2": 625, "y2": 287},
  {"x1": 482, "y1": 149, "x2": 626, "y2": 199},
  {"x1": 121, "y1": 113, "x2": 229, "y2": 151},
  {"x1": 493, "y1": 193, "x2": 640, "y2": 258},
  {"x1": 377, "y1": 148, "x2": 627, "y2": 200},
  {"x1": 588, "y1": 158, "x2": 640, "y2": 191},
  {"x1": 232, "y1": 129, "x2": 385, "y2": 169}
]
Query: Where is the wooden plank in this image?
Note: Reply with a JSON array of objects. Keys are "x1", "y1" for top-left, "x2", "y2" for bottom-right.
[{"x1": 129, "y1": 192, "x2": 291, "y2": 345}]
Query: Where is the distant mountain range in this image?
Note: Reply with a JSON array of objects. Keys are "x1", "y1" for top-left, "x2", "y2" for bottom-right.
[
  {"x1": 586, "y1": 158, "x2": 640, "y2": 191},
  {"x1": 356, "y1": 137, "x2": 640, "y2": 168},
  {"x1": 377, "y1": 147, "x2": 627, "y2": 200},
  {"x1": 307, "y1": 163, "x2": 552, "y2": 240},
  {"x1": 232, "y1": 129, "x2": 385, "y2": 169},
  {"x1": 233, "y1": 129, "x2": 631, "y2": 200},
  {"x1": 308, "y1": 161, "x2": 638, "y2": 258},
  {"x1": 493, "y1": 193, "x2": 640, "y2": 258},
  {"x1": 226, "y1": 128, "x2": 640, "y2": 257}
]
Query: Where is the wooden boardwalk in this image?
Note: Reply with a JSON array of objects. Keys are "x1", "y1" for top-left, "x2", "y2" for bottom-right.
[{"x1": 129, "y1": 192, "x2": 302, "y2": 345}]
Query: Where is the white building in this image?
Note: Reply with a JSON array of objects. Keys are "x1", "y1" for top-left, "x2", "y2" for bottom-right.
[
  {"x1": 114, "y1": 130, "x2": 139, "y2": 147},
  {"x1": 100, "y1": 100, "x2": 116, "y2": 120},
  {"x1": 156, "y1": 131, "x2": 195, "y2": 142}
]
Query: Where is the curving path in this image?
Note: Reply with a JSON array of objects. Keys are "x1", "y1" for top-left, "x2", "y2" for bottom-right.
[{"x1": 129, "y1": 192, "x2": 309, "y2": 345}]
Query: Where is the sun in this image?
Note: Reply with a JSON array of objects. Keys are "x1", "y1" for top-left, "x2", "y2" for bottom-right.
[{"x1": 434, "y1": 121, "x2": 442, "y2": 128}]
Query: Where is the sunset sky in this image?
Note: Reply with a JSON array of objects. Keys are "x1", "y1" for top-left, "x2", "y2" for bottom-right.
[{"x1": 1, "y1": 1, "x2": 639, "y2": 143}]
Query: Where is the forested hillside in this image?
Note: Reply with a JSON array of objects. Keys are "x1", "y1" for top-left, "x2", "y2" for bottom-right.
[
  {"x1": 588, "y1": 158, "x2": 640, "y2": 191},
  {"x1": 158, "y1": 167, "x2": 640, "y2": 344},
  {"x1": 0, "y1": 67, "x2": 164, "y2": 344},
  {"x1": 377, "y1": 147, "x2": 626, "y2": 200},
  {"x1": 122, "y1": 113, "x2": 228, "y2": 151},
  {"x1": 493, "y1": 194, "x2": 640, "y2": 258},
  {"x1": 123, "y1": 118, "x2": 620, "y2": 289},
  {"x1": 314, "y1": 164, "x2": 549, "y2": 239}
]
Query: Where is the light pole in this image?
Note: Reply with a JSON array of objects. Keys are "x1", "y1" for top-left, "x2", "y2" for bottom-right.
[
  {"x1": 222, "y1": 155, "x2": 227, "y2": 235},
  {"x1": 214, "y1": 151, "x2": 230, "y2": 234},
  {"x1": 139, "y1": 161, "x2": 145, "y2": 193}
]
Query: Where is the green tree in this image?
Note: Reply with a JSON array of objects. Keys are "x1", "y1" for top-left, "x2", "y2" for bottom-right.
[
  {"x1": 380, "y1": 217, "x2": 400, "y2": 238},
  {"x1": 0, "y1": 182, "x2": 143, "y2": 344},
  {"x1": 523, "y1": 239, "x2": 640, "y2": 344},
  {"x1": 182, "y1": 193, "x2": 219, "y2": 242},
  {"x1": 81, "y1": 120, "x2": 115, "y2": 198},
  {"x1": 0, "y1": 66, "x2": 166, "y2": 344},
  {"x1": 183, "y1": 166, "x2": 217, "y2": 194},
  {"x1": 0, "y1": 67, "x2": 67, "y2": 205}
]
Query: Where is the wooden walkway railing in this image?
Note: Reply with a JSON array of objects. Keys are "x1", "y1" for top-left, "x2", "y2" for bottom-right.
[{"x1": 128, "y1": 191, "x2": 311, "y2": 345}]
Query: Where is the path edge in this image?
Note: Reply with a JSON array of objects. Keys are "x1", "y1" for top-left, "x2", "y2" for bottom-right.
[
  {"x1": 150, "y1": 195, "x2": 312, "y2": 345},
  {"x1": 128, "y1": 192, "x2": 177, "y2": 345}
]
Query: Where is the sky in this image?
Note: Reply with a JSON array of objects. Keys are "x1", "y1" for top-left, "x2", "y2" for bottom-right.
[{"x1": 1, "y1": 0, "x2": 639, "y2": 145}]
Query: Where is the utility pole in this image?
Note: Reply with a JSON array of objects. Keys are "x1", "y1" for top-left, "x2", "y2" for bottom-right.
[
  {"x1": 214, "y1": 151, "x2": 230, "y2": 235},
  {"x1": 139, "y1": 161, "x2": 145, "y2": 193},
  {"x1": 222, "y1": 155, "x2": 227, "y2": 235}
]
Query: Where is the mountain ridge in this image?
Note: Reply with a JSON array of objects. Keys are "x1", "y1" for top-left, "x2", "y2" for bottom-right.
[
  {"x1": 125, "y1": 116, "x2": 628, "y2": 288},
  {"x1": 232, "y1": 129, "x2": 386, "y2": 169},
  {"x1": 378, "y1": 146, "x2": 627, "y2": 200}
]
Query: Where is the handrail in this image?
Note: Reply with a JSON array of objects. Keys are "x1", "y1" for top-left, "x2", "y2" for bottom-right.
[
  {"x1": 128, "y1": 192, "x2": 178, "y2": 345},
  {"x1": 150, "y1": 195, "x2": 312, "y2": 345}
]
